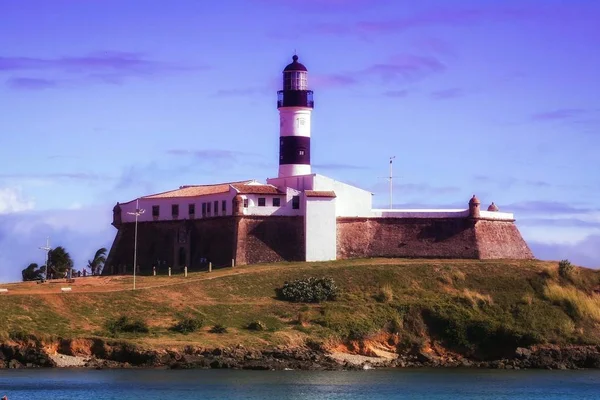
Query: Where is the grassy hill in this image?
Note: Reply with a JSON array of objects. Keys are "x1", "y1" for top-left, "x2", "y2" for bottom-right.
[{"x1": 1, "y1": 258, "x2": 599, "y2": 360}]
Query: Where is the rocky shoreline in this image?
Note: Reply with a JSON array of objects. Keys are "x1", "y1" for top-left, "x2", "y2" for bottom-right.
[{"x1": 2, "y1": 338, "x2": 600, "y2": 371}]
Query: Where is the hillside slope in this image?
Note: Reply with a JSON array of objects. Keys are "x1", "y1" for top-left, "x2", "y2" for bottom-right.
[{"x1": 1, "y1": 258, "x2": 600, "y2": 368}]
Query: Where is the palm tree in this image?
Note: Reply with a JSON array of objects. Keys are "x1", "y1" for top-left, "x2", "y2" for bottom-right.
[
  {"x1": 48, "y1": 246, "x2": 74, "y2": 279},
  {"x1": 87, "y1": 247, "x2": 107, "y2": 275},
  {"x1": 21, "y1": 263, "x2": 43, "y2": 281}
]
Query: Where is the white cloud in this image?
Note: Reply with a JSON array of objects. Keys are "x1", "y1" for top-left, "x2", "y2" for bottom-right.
[
  {"x1": 0, "y1": 187, "x2": 34, "y2": 214},
  {"x1": 529, "y1": 234, "x2": 600, "y2": 269}
]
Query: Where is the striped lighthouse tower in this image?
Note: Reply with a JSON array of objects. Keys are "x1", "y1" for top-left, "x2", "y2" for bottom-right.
[{"x1": 277, "y1": 55, "x2": 314, "y2": 177}]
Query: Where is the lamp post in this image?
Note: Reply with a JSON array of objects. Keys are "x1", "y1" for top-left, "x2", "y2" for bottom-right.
[
  {"x1": 127, "y1": 199, "x2": 145, "y2": 290},
  {"x1": 38, "y1": 237, "x2": 51, "y2": 281}
]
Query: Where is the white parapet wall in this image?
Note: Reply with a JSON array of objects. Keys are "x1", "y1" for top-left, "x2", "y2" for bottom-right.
[
  {"x1": 479, "y1": 210, "x2": 515, "y2": 220},
  {"x1": 370, "y1": 209, "x2": 515, "y2": 220}
]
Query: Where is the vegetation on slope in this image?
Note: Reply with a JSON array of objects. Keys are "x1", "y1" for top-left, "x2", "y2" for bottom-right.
[{"x1": 1, "y1": 259, "x2": 599, "y2": 360}]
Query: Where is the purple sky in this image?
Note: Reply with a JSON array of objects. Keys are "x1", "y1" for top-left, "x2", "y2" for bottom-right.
[{"x1": 1, "y1": 0, "x2": 599, "y2": 282}]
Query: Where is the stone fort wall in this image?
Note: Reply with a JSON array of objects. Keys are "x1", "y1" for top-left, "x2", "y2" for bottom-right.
[
  {"x1": 336, "y1": 217, "x2": 533, "y2": 260},
  {"x1": 103, "y1": 216, "x2": 304, "y2": 275},
  {"x1": 104, "y1": 215, "x2": 532, "y2": 274}
]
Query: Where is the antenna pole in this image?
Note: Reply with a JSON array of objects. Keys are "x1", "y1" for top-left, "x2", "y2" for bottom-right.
[{"x1": 389, "y1": 156, "x2": 396, "y2": 209}]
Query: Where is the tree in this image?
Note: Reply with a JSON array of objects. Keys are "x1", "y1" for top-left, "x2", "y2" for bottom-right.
[
  {"x1": 47, "y1": 246, "x2": 74, "y2": 279},
  {"x1": 87, "y1": 247, "x2": 107, "y2": 275},
  {"x1": 21, "y1": 263, "x2": 43, "y2": 281}
]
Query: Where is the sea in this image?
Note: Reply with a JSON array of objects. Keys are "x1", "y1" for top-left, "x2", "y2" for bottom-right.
[{"x1": 1, "y1": 368, "x2": 599, "y2": 399}]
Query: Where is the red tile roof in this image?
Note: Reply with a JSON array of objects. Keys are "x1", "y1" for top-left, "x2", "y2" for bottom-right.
[
  {"x1": 305, "y1": 190, "x2": 337, "y2": 198},
  {"x1": 232, "y1": 184, "x2": 283, "y2": 195},
  {"x1": 142, "y1": 180, "x2": 253, "y2": 199}
]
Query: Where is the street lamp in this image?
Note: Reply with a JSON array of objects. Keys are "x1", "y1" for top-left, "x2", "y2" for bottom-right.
[
  {"x1": 38, "y1": 237, "x2": 51, "y2": 281},
  {"x1": 127, "y1": 199, "x2": 145, "y2": 290}
]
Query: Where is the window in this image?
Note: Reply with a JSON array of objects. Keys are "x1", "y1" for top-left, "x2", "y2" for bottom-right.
[
  {"x1": 285, "y1": 71, "x2": 307, "y2": 90},
  {"x1": 258, "y1": 197, "x2": 266, "y2": 207},
  {"x1": 214, "y1": 201, "x2": 219, "y2": 216},
  {"x1": 243, "y1": 198, "x2": 248, "y2": 208},
  {"x1": 207, "y1": 201, "x2": 211, "y2": 215},
  {"x1": 292, "y1": 196, "x2": 300, "y2": 210},
  {"x1": 152, "y1": 205, "x2": 160, "y2": 217},
  {"x1": 202, "y1": 202, "x2": 207, "y2": 217},
  {"x1": 171, "y1": 204, "x2": 179, "y2": 217},
  {"x1": 273, "y1": 197, "x2": 281, "y2": 207},
  {"x1": 222, "y1": 200, "x2": 226, "y2": 213},
  {"x1": 299, "y1": 150, "x2": 305, "y2": 156},
  {"x1": 189, "y1": 204, "x2": 195, "y2": 215}
]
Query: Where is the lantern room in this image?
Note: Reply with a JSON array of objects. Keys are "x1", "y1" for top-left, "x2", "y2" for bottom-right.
[{"x1": 277, "y1": 55, "x2": 314, "y2": 109}]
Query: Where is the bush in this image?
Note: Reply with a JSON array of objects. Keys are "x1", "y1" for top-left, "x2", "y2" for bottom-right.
[
  {"x1": 559, "y1": 260, "x2": 574, "y2": 279},
  {"x1": 209, "y1": 324, "x2": 227, "y2": 334},
  {"x1": 375, "y1": 284, "x2": 394, "y2": 303},
  {"x1": 247, "y1": 320, "x2": 267, "y2": 331},
  {"x1": 106, "y1": 316, "x2": 149, "y2": 335},
  {"x1": 277, "y1": 277, "x2": 339, "y2": 303},
  {"x1": 171, "y1": 317, "x2": 204, "y2": 334}
]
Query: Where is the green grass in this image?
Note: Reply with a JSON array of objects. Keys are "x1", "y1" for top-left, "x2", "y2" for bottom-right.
[{"x1": 1, "y1": 258, "x2": 599, "y2": 356}]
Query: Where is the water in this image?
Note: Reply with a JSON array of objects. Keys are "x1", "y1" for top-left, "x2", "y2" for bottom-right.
[{"x1": 1, "y1": 369, "x2": 599, "y2": 399}]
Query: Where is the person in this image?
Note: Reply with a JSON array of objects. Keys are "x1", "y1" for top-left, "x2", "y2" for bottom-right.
[{"x1": 2, "y1": 395, "x2": 8, "y2": 399}]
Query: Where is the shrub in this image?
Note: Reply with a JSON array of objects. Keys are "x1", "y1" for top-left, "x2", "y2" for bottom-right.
[
  {"x1": 386, "y1": 315, "x2": 403, "y2": 334},
  {"x1": 106, "y1": 316, "x2": 149, "y2": 334},
  {"x1": 209, "y1": 324, "x2": 228, "y2": 334},
  {"x1": 171, "y1": 317, "x2": 204, "y2": 334},
  {"x1": 423, "y1": 307, "x2": 539, "y2": 359},
  {"x1": 277, "y1": 277, "x2": 339, "y2": 303},
  {"x1": 375, "y1": 284, "x2": 394, "y2": 303},
  {"x1": 559, "y1": 260, "x2": 574, "y2": 279},
  {"x1": 8, "y1": 330, "x2": 33, "y2": 342},
  {"x1": 247, "y1": 320, "x2": 267, "y2": 331}
]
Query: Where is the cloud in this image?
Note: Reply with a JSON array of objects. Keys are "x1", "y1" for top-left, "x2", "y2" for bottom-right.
[
  {"x1": 306, "y1": 7, "x2": 546, "y2": 37},
  {"x1": 6, "y1": 77, "x2": 58, "y2": 90},
  {"x1": 529, "y1": 234, "x2": 600, "y2": 269},
  {"x1": 382, "y1": 89, "x2": 409, "y2": 98},
  {"x1": 520, "y1": 218, "x2": 600, "y2": 229},
  {"x1": 0, "y1": 205, "x2": 115, "y2": 283},
  {"x1": 370, "y1": 182, "x2": 461, "y2": 196},
  {"x1": 213, "y1": 87, "x2": 272, "y2": 97},
  {"x1": 0, "y1": 187, "x2": 34, "y2": 214},
  {"x1": 0, "y1": 172, "x2": 107, "y2": 182},
  {"x1": 312, "y1": 74, "x2": 360, "y2": 89},
  {"x1": 167, "y1": 149, "x2": 257, "y2": 162},
  {"x1": 362, "y1": 54, "x2": 446, "y2": 83},
  {"x1": 313, "y1": 163, "x2": 369, "y2": 171},
  {"x1": 473, "y1": 175, "x2": 567, "y2": 190},
  {"x1": 412, "y1": 37, "x2": 456, "y2": 57},
  {"x1": 531, "y1": 108, "x2": 587, "y2": 121},
  {"x1": 431, "y1": 88, "x2": 464, "y2": 100},
  {"x1": 503, "y1": 201, "x2": 598, "y2": 216},
  {"x1": 259, "y1": 0, "x2": 382, "y2": 13},
  {"x1": 0, "y1": 51, "x2": 205, "y2": 88}
]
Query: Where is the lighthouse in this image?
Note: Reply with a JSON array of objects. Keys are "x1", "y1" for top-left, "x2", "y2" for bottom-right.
[{"x1": 277, "y1": 55, "x2": 314, "y2": 177}]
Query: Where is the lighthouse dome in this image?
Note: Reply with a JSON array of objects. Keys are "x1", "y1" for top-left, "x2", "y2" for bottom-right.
[{"x1": 283, "y1": 55, "x2": 308, "y2": 72}]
